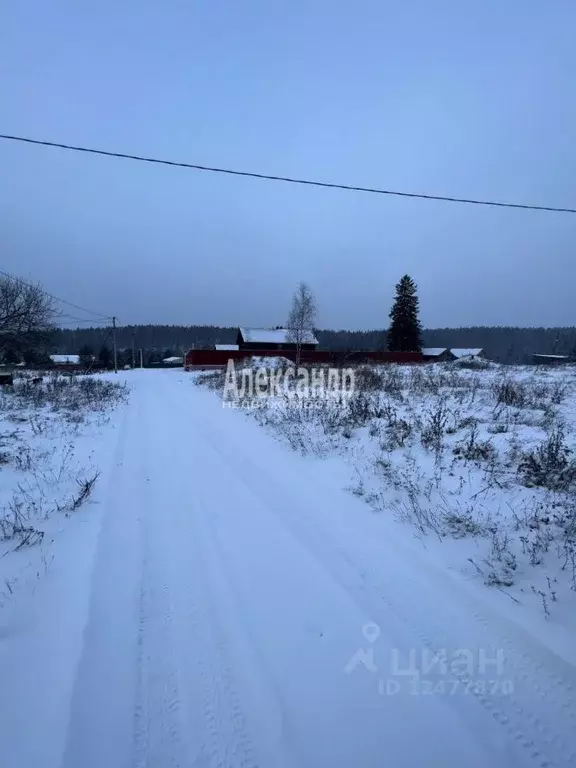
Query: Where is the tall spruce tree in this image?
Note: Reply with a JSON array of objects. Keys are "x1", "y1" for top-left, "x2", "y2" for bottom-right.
[{"x1": 387, "y1": 275, "x2": 422, "y2": 352}]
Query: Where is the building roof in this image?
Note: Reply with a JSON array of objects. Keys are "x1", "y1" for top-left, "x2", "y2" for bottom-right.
[
  {"x1": 533, "y1": 354, "x2": 570, "y2": 359},
  {"x1": 450, "y1": 348, "x2": 484, "y2": 359},
  {"x1": 215, "y1": 344, "x2": 239, "y2": 351},
  {"x1": 238, "y1": 327, "x2": 319, "y2": 345},
  {"x1": 50, "y1": 354, "x2": 80, "y2": 364},
  {"x1": 162, "y1": 356, "x2": 183, "y2": 363},
  {"x1": 422, "y1": 348, "x2": 449, "y2": 357}
]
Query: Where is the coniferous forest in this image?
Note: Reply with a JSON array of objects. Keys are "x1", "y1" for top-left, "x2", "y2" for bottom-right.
[{"x1": 49, "y1": 324, "x2": 576, "y2": 365}]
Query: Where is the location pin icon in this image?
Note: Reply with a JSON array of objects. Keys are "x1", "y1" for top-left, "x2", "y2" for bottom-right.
[{"x1": 362, "y1": 623, "x2": 380, "y2": 644}]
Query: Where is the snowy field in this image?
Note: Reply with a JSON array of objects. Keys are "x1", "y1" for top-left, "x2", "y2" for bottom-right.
[
  {"x1": 1, "y1": 368, "x2": 575, "y2": 768},
  {"x1": 201, "y1": 360, "x2": 576, "y2": 627},
  {"x1": 0, "y1": 372, "x2": 127, "y2": 607}
]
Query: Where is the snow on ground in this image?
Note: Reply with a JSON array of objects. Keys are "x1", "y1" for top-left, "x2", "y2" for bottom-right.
[
  {"x1": 0, "y1": 372, "x2": 127, "y2": 606},
  {"x1": 1, "y1": 368, "x2": 576, "y2": 768},
  {"x1": 201, "y1": 361, "x2": 576, "y2": 630}
]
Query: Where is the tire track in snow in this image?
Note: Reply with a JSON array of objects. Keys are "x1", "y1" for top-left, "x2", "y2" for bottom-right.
[
  {"x1": 130, "y1": 385, "x2": 190, "y2": 768},
  {"x1": 132, "y1": 483, "x2": 190, "y2": 768},
  {"x1": 248, "y1": 467, "x2": 576, "y2": 768},
  {"x1": 205, "y1": 445, "x2": 545, "y2": 767},
  {"x1": 168, "y1": 487, "x2": 261, "y2": 768},
  {"x1": 59, "y1": 387, "x2": 144, "y2": 768},
  {"x1": 181, "y1": 392, "x2": 576, "y2": 768},
  {"x1": 328, "y1": 521, "x2": 576, "y2": 763},
  {"x1": 133, "y1": 385, "x2": 259, "y2": 768}
]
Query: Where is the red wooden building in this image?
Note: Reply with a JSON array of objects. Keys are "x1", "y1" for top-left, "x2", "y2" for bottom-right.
[{"x1": 185, "y1": 328, "x2": 422, "y2": 369}]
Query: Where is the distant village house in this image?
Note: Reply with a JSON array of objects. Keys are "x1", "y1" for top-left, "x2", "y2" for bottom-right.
[
  {"x1": 532, "y1": 354, "x2": 571, "y2": 366},
  {"x1": 422, "y1": 348, "x2": 485, "y2": 362},
  {"x1": 236, "y1": 327, "x2": 319, "y2": 353},
  {"x1": 422, "y1": 348, "x2": 453, "y2": 362}
]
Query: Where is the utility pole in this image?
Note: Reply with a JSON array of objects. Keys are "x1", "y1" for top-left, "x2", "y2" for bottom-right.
[
  {"x1": 112, "y1": 316, "x2": 118, "y2": 373},
  {"x1": 131, "y1": 330, "x2": 136, "y2": 369},
  {"x1": 139, "y1": 348, "x2": 143, "y2": 369}
]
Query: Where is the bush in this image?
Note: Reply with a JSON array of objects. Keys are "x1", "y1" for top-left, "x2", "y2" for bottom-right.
[
  {"x1": 550, "y1": 380, "x2": 568, "y2": 405},
  {"x1": 484, "y1": 530, "x2": 517, "y2": 587},
  {"x1": 383, "y1": 418, "x2": 413, "y2": 450},
  {"x1": 420, "y1": 399, "x2": 449, "y2": 452},
  {"x1": 379, "y1": 367, "x2": 405, "y2": 398},
  {"x1": 346, "y1": 393, "x2": 374, "y2": 427},
  {"x1": 493, "y1": 378, "x2": 528, "y2": 408},
  {"x1": 518, "y1": 427, "x2": 576, "y2": 491},
  {"x1": 355, "y1": 366, "x2": 384, "y2": 392},
  {"x1": 452, "y1": 423, "x2": 496, "y2": 463},
  {"x1": 442, "y1": 508, "x2": 486, "y2": 538},
  {"x1": 7, "y1": 375, "x2": 128, "y2": 415}
]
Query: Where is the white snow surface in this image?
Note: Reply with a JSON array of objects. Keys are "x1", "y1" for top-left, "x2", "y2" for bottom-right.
[
  {"x1": 451, "y1": 348, "x2": 484, "y2": 359},
  {"x1": 1, "y1": 369, "x2": 576, "y2": 768},
  {"x1": 49, "y1": 354, "x2": 80, "y2": 364},
  {"x1": 422, "y1": 347, "x2": 448, "y2": 357}
]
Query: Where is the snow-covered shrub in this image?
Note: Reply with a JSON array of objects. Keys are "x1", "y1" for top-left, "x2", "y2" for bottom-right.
[
  {"x1": 441, "y1": 507, "x2": 486, "y2": 538},
  {"x1": 454, "y1": 356, "x2": 492, "y2": 370},
  {"x1": 408, "y1": 367, "x2": 445, "y2": 395},
  {"x1": 355, "y1": 366, "x2": 384, "y2": 392},
  {"x1": 7, "y1": 375, "x2": 128, "y2": 415},
  {"x1": 493, "y1": 377, "x2": 529, "y2": 408},
  {"x1": 484, "y1": 530, "x2": 517, "y2": 587},
  {"x1": 195, "y1": 370, "x2": 225, "y2": 390},
  {"x1": 550, "y1": 380, "x2": 569, "y2": 405},
  {"x1": 346, "y1": 393, "x2": 374, "y2": 427},
  {"x1": 518, "y1": 427, "x2": 576, "y2": 491},
  {"x1": 452, "y1": 422, "x2": 496, "y2": 464},
  {"x1": 378, "y1": 366, "x2": 404, "y2": 398},
  {"x1": 390, "y1": 491, "x2": 442, "y2": 537},
  {"x1": 420, "y1": 399, "x2": 449, "y2": 453},
  {"x1": 383, "y1": 418, "x2": 413, "y2": 450}
]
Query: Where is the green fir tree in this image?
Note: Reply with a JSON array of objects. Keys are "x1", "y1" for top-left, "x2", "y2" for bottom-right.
[{"x1": 387, "y1": 275, "x2": 423, "y2": 352}]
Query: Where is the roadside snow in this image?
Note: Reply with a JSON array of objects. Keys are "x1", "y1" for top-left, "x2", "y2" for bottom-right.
[
  {"x1": 199, "y1": 362, "x2": 576, "y2": 631},
  {"x1": 0, "y1": 373, "x2": 127, "y2": 606}
]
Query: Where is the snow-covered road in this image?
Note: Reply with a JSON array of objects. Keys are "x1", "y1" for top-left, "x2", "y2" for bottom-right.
[{"x1": 1, "y1": 371, "x2": 576, "y2": 768}]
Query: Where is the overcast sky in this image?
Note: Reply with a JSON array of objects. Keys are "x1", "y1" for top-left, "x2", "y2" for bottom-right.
[{"x1": 2, "y1": 1, "x2": 575, "y2": 330}]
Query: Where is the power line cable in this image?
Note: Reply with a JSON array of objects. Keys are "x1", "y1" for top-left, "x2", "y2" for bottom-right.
[
  {"x1": 54, "y1": 311, "x2": 108, "y2": 325},
  {"x1": 1, "y1": 132, "x2": 575, "y2": 214},
  {"x1": 0, "y1": 267, "x2": 113, "y2": 321},
  {"x1": 56, "y1": 319, "x2": 107, "y2": 326}
]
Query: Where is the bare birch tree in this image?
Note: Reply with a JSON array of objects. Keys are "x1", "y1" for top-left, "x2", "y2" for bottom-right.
[
  {"x1": 286, "y1": 282, "x2": 317, "y2": 367},
  {"x1": 0, "y1": 275, "x2": 55, "y2": 357}
]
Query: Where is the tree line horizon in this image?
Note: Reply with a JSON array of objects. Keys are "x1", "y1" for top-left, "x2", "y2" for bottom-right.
[
  {"x1": 2, "y1": 272, "x2": 574, "y2": 366},
  {"x1": 52, "y1": 275, "x2": 576, "y2": 366}
]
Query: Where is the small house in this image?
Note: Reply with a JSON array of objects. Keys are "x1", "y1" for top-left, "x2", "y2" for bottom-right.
[
  {"x1": 422, "y1": 348, "x2": 454, "y2": 362},
  {"x1": 532, "y1": 354, "x2": 571, "y2": 366},
  {"x1": 215, "y1": 344, "x2": 239, "y2": 351},
  {"x1": 450, "y1": 348, "x2": 485, "y2": 360}
]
